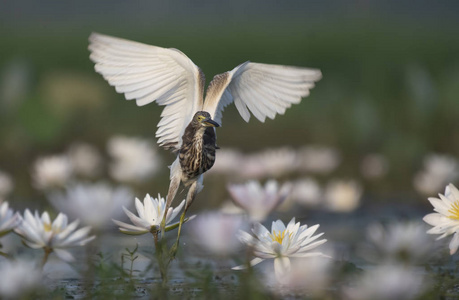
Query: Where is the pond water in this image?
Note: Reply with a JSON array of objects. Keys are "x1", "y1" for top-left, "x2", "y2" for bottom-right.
[{"x1": 32, "y1": 201, "x2": 445, "y2": 299}]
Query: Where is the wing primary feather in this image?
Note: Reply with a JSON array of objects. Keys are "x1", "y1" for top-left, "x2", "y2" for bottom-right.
[
  {"x1": 105, "y1": 69, "x2": 170, "y2": 85},
  {"x1": 201, "y1": 61, "x2": 321, "y2": 124},
  {"x1": 135, "y1": 80, "x2": 182, "y2": 106},
  {"x1": 250, "y1": 69, "x2": 317, "y2": 94},
  {"x1": 231, "y1": 88, "x2": 251, "y2": 122},
  {"x1": 115, "y1": 71, "x2": 177, "y2": 94},
  {"x1": 234, "y1": 73, "x2": 277, "y2": 121},
  {"x1": 89, "y1": 33, "x2": 205, "y2": 152},
  {"x1": 232, "y1": 83, "x2": 266, "y2": 122},
  {"x1": 89, "y1": 53, "x2": 165, "y2": 66},
  {"x1": 236, "y1": 71, "x2": 292, "y2": 115},
  {"x1": 249, "y1": 84, "x2": 289, "y2": 115},
  {"x1": 124, "y1": 77, "x2": 177, "y2": 100}
]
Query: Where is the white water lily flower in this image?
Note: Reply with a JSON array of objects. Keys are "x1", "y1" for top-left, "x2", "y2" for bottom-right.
[
  {"x1": 15, "y1": 210, "x2": 95, "y2": 262},
  {"x1": 244, "y1": 147, "x2": 298, "y2": 178},
  {"x1": 345, "y1": 264, "x2": 428, "y2": 300},
  {"x1": 227, "y1": 180, "x2": 291, "y2": 222},
  {"x1": 113, "y1": 193, "x2": 194, "y2": 235},
  {"x1": 324, "y1": 180, "x2": 362, "y2": 212},
  {"x1": 0, "y1": 259, "x2": 42, "y2": 299},
  {"x1": 208, "y1": 148, "x2": 244, "y2": 176},
  {"x1": 31, "y1": 155, "x2": 73, "y2": 190},
  {"x1": 298, "y1": 145, "x2": 340, "y2": 174},
  {"x1": 423, "y1": 183, "x2": 459, "y2": 255},
  {"x1": 187, "y1": 211, "x2": 248, "y2": 256},
  {"x1": 49, "y1": 182, "x2": 132, "y2": 230},
  {"x1": 361, "y1": 222, "x2": 435, "y2": 264},
  {"x1": 68, "y1": 142, "x2": 103, "y2": 178},
  {"x1": 107, "y1": 136, "x2": 160, "y2": 183},
  {"x1": 414, "y1": 154, "x2": 459, "y2": 195},
  {"x1": 233, "y1": 218, "x2": 328, "y2": 279},
  {"x1": 0, "y1": 202, "x2": 21, "y2": 237},
  {"x1": 290, "y1": 178, "x2": 322, "y2": 207},
  {"x1": 263, "y1": 257, "x2": 332, "y2": 297}
]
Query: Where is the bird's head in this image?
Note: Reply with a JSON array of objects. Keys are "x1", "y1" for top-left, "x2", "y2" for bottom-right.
[{"x1": 192, "y1": 111, "x2": 220, "y2": 128}]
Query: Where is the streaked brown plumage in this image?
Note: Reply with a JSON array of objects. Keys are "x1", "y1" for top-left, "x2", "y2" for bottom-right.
[{"x1": 179, "y1": 111, "x2": 218, "y2": 183}]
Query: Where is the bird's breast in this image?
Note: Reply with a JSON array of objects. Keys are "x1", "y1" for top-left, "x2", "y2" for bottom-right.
[{"x1": 179, "y1": 127, "x2": 217, "y2": 180}]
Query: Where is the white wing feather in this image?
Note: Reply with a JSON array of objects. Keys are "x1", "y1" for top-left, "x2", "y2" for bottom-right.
[
  {"x1": 203, "y1": 62, "x2": 322, "y2": 125},
  {"x1": 88, "y1": 33, "x2": 204, "y2": 151}
]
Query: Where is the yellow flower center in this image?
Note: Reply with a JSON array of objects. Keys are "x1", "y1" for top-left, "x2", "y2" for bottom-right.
[
  {"x1": 44, "y1": 222, "x2": 52, "y2": 232},
  {"x1": 270, "y1": 229, "x2": 292, "y2": 244},
  {"x1": 448, "y1": 201, "x2": 459, "y2": 220}
]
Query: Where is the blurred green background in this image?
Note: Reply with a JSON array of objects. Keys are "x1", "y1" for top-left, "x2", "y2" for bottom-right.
[{"x1": 1, "y1": 0, "x2": 459, "y2": 206}]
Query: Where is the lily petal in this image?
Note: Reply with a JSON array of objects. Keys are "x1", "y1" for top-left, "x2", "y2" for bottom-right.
[
  {"x1": 274, "y1": 257, "x2": 291, "y2": 280},
  {"x1": 232, "y1": 257, "x2": 264, "y2": 270}
]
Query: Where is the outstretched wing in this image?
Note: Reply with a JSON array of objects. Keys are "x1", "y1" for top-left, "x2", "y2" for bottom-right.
[
  {"x1": 88, "y1": 33, "x2": 205, "y2": 151},
  {"x1": 203, "y1": 62, "x2": 322, "y2": 126}
]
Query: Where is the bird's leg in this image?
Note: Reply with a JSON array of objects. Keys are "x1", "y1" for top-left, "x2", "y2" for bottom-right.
[
  {"x1": 169, "y1": 180, "x2": 198, "y2": 259},
  {"x1": 160, "y1": 175, "x2": 180, "y2": 238}
]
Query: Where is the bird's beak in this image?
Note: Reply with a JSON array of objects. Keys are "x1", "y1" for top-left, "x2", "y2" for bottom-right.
[{"x1": 203, "y1": 118, "x2": 220, "y2": 127}]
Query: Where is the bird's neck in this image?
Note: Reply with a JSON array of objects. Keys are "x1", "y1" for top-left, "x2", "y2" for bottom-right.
[
  {"x1": 192, "y1": 127, "x2": 206, "y2": 143},
  {"x1": 181, "y1": 124, "x2": 205, "y2": 151}
]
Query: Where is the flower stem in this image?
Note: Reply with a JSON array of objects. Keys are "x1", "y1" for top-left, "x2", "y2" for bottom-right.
[
  {"x1": 152, "y1": 231, "x2": 169, "y2": 286},
  {"x1": 0, "y1": 250, "x2": 10, "y2": 259},
  {"x1": 41, "y1": 247, "x2": 53, "y2": 269}
]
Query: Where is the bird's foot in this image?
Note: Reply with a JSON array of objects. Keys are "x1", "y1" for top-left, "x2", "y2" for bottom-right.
[{"x1": 168, "y1": 211, "x2": 186, "y2": 260}]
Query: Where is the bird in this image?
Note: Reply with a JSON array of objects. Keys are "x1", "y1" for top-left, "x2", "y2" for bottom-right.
[
  {"x1": 179, "y1": 111, "x2": 219, "y2": 182},
  {"x1": 88, "y1": 32, "x2": 322, "y2": 248}
]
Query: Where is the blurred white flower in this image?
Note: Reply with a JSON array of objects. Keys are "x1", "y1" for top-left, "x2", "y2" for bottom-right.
[
  {"x1": 413, "y1": 154, "x2": 459, "y2": 195},
  {"x1": 0, "y1": 202, "x2": 21, "y2": 237},
  {"x1": 187, "y1": 211, "x2": 248, "y2": 256},
  {"x1": 0, "y1": 234, "x2": 17, "y2": 254},
  {"x1": 113, "y1": 193, "x2": 193, "y2": 235},
  {"x1": 360, "y1": 153, "x2": 389, "y2": 179},
  {"x1": 242, "y1": 156, "x2": 266, "y2": 179},
  {"x1": 208, "y1": 148, "x2": 244, "y2": 175},
  {"x1": 263, "y1": 257, "x2": 332, "y2": 297},
  {"x1": 107, "y1": 136, "x2": 161, "y2": 183},
  {"x1": 298, "y1": 145, "x2": 340, "y2": 174},
  {"x1": 361, "y1": 222, "x2": 435, "y2": 264},
  {"x1": 68, "y1": 142, "x2": 103, "y2": 178},
  {"x1": 0, "y1": 259, "x2": 42, "y2": 299},
  {"x1": 413, "y1": 172, "x2": 443, "y2": 197},
  {"x1": 324, "y1": 180, "x2": 362, "y2": 212},
  {"x1": 31, "y1": 155, "x2": 73, "y2": 190},
  {"x1": 423, "y1": 183, "x2": 459, "y2": 255},
  {"x1": 290, "y1": 178, "x2": 322, "y2": 207},
  {"x1": 233, "y1": 218, "x2": 328, "y2": 280},
  {"x1": 345, "y1": 265, "x2": 428, "y2": 300},
  {"x1": 15, "y1": 210, "x2": 95, "y2": 262},
  {"x1": 244, "y1": 147, "x2": 298, "y2": 178},
  {"x1": 212, "y1": 146, "x2": 340, "y2": 179},
  {"x1": 227, "y1": 180, "x2": 291, "y2": 222},
  {"x1": 49, "y1": 182, "x2": 132, "y2": 230},
  {"x1": 0, "y1": 170, "x2": 14, "y2": 199}
]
